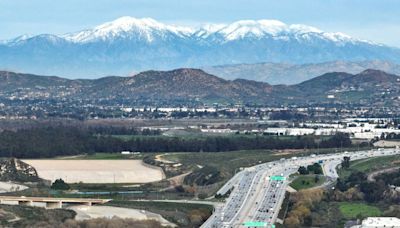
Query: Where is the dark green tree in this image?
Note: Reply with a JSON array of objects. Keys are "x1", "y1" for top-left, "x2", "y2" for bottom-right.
[
  {"x1": 342, "y1": 156, "x2": 351, "y2": 169},
  {"x1": 298, "y1": 166, "x2": 309, "y2": 175},
  {"x1": 51, "y1": 178, "x2": 70, "y2": 190}
]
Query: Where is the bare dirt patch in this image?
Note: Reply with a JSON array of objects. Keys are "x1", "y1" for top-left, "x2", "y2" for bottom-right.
[
  {"x1": 22, "y1": 160, "x2": 165, "y2": 184},
  {"x1": 0, "y1": 182, "x2": 28, "y2": 193},
  {"x1": 272, "y1": 149, "x2": 304, "y2": 156},
  {"x1": 373, "y1": 140, "x2": 400, "y2": 148},
  {"x1": 392, "y1": 160, "x2": 400, "y2": 165},
  {"x1": 154, "y1": 154, "x2": 176, "y2": 164},
  {"x1": 69, "y1": 205, "x2": 175, "y2": 227}
]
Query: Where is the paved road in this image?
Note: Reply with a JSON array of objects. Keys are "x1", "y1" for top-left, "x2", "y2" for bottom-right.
[
  {"x1": 202, "y1": 148, "x2": 399, "y2": 228},
  {"x1": 130, "y1": 199, "x2": 222, "y2": 206}
]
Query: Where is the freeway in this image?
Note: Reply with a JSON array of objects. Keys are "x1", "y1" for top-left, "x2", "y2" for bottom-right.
[{"x1": 202, "y1": 148, "x2": 399, "y2": 228}]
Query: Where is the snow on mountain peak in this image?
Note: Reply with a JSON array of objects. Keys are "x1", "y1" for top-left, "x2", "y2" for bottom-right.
[
  {"x1": 62, "y1": 17, "x2": 359, "y2": 43},
  {"x1": 216, "y1": 20, "x2": 287, "y2": 40},
  {"x1": 3, "y1": 17, "x2": 374, "y2": 46},
  {"x1": 209, "y1": 20, "x2": 354, "y2": 43},
  {"x1": 94, "y1": 16, "x2": 192, "y2": 34},
  {"x1": 0, "y1": 34, "x2": 34, "y2": 45},
  {"x1": 289, "y1": 24, "x2": 322, "y2": 34},
  {"x1": 64, "y1": 16, "x2": 193, "y2": 43},
  {"x1": 194, "y1": 23, "x2": 226, "y2": 38}
]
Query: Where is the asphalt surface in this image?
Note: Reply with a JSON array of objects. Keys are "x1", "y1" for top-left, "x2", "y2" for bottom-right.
[{"x1": 202, "y1": 148, "x2": 400, "y2": 228}]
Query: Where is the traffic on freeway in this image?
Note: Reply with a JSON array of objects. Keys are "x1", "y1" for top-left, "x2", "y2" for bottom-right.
[{"x1": 202, "y1": 148, "x2": 400, "y2": 228}]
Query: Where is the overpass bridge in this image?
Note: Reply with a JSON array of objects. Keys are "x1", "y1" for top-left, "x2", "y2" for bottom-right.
[{"x1": 0, "y1": 196, "x2": 111, "y2": 209}]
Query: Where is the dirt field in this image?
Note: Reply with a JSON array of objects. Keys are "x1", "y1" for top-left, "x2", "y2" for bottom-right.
[
  {"x1": 69, "y1": 205, "x2": 176, "y2": 227},
  {"x1": 0, "y1": 182, "x2": 28, "y2": 193},
  {"x1": 373, "y1": 140, "x2": 400, "y2": 148},
  {"x1": 22, "y1": 160, "x2": 165, "y2": 184}
]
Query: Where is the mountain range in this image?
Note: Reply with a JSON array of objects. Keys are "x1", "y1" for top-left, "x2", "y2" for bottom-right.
[
  {"x1": 1, "y1": 68, "x2": 400, "y2": 107},
  {"x1": 203, "y1": 60, "x2": 400, "y2": 85},
  {"x1": 1, "y1": 17, "x2": 400, "y2": 78}
]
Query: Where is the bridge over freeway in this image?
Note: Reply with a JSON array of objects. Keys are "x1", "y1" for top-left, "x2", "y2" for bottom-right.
[{"x1": 0, "y1": 196, "x2": 111, "y2": 209}]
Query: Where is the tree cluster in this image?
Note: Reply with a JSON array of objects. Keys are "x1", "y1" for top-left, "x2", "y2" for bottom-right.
[
  {"x1": 0, "y1": 127, "x2": 353, "y2": 158},
  {"x1": 334, "y1": 171, "x2": 391, "y2": 203},
  {"x1": 298, "y1": 163, "x2": 323, "y2": 175},
  {"x1": 284, "y1": 189, "x2": 324, "y2": 227}
]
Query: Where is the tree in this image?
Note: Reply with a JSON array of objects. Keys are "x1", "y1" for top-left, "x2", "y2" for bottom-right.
[
  {"x1": 314, "y1": 175, "x2": 320, "y2": 183},
  {"x1": 360, "y1": 180, "x2": 386, "y2": 203},
  {"x1": 298, "y1": 166, "x2": 309, "y2": 175},
  {"x1": 320, "y1": 132, "x2": 352, "y2": 148},
  {"x1": 336, "y1": 178, "x2": 348, "y2": 192},
  {"x1": 342, "y1": 156, "x2": 351, "y2": 169},
  {"x1": 346, "y1": 171, "x2": 367, "y2": 187},
  {"x1": 51, "y1": 178, "x2": 70, "y2": 190},
  {"x1": 306, "y1": 163, "x2": 323, "y2": 174}
]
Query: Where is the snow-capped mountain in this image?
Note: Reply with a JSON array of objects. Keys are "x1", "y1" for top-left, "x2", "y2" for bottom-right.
[
  {"x1": 63, "y1": 17, "x2": 194, "y2": 43},
  {"x1": 0, "y1": 16, "x2": 399, "y2": 78}
]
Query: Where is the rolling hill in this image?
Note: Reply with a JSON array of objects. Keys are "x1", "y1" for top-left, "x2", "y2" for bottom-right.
[
  {"x1": 0, "y1": 68, "x2": 399, "y2": 107},
  {"x1": 203, "y1": 60, "x2": 400, "y2": 85}
]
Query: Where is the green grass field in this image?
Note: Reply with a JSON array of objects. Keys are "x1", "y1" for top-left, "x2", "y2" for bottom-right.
[
  {"x1": 160, "y1": 148, "x2": 357, "y2": 186},
  {"x1": 339, "y1": 154, "x2": 400, "y2": 179},
  {"x1": 290, "y1": 175, "x2": 326, "y2": 190},
  {"x1": 163, "y1": 150, "x2": 294, "y2": 178},
  {"x1": 338, "y1": 202, "x2": 381, "y2": 219}
]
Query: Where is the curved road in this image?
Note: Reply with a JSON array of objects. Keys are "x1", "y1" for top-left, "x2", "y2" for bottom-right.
[{"x1": 202, "y1": 148, "x2": 399, "y2": 228}]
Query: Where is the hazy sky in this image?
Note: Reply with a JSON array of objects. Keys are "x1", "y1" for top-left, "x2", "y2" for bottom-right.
[{"x1": 1, "y1": 0, "x2": 399, "y2": 47}]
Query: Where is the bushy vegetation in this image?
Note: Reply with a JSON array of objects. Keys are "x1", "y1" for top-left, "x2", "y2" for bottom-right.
[
  {"x1": 375, "y1": 168, "x2": 400, "y2": 186},
  {"x1": 183, "y1": 166, "x2": 222, "y2": 186},
  {"x1": 0, "y1": 158, "x2": 40, "y2": 182},
  {"x1": 51, "y1": 179, "x2": 70, "y2": 190},
  {"x1": 285, "y1": 157, "x2": 400, "y2": 227},
  {"x1": 335, "y1": 169, "x2": 400, "y2": 203},
  {"x1": 284, "y1": 189, "x2": 324, "y2": 227},
  {"x1": 297, "y1": 163, "x2": 323, "y2": 175},
  {"x1": 0, "y1": 204, "x2": 166, "y2": 228},
  {"x1": 0, "y1": 204, "x2": 75, "y2": 227},
  {"x1": 108, "y1": 201, "x2": 212, "y2": 227},
  {"x1": 60, "y1": 218, "x2": 166, "y2": 228},
  {"x1": 0, "y1": 127, "x2": 353, "y2": 158}
]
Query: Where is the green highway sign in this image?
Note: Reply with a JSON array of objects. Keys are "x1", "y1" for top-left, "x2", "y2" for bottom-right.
[
  {"x1": 270, "y1": 176, "x2": 286, "y2": 181},
  {"x1": 242, "y1": 222, "x2": 275, "y2": 227},
  {"x1": 243, "y1": 221, "x2": 268, "y2": 227}
]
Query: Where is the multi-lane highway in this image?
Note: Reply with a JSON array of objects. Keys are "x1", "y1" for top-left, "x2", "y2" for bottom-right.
[{"x1": 202, "y1": 148, "x2": 399, "y2": 228}]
